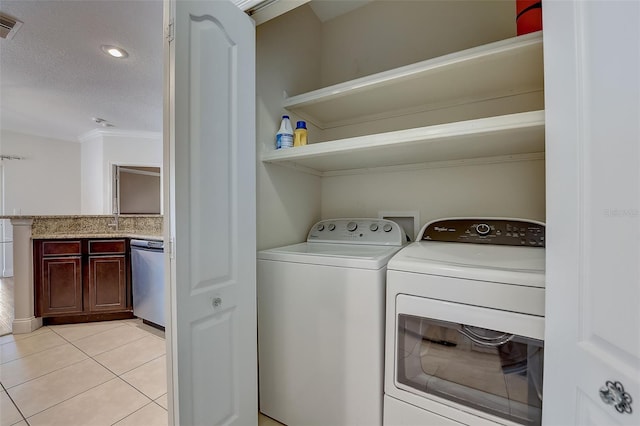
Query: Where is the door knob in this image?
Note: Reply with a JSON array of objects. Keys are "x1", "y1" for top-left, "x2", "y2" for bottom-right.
[{"x1": 599, "y1": 380, "x2": 633, "y2": 414}]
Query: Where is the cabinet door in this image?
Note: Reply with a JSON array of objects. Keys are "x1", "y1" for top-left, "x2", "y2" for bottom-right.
[
  {"x1": 41, "y1": 256, "x2": 83, "y2": 316},
  {"x1": 87, "y1": 255, "x2": 127, "y2": 312}
]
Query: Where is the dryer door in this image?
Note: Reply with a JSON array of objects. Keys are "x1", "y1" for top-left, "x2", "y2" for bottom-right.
[{"x1": 393, "y1": 295, "x2": 545, "y2": 425}]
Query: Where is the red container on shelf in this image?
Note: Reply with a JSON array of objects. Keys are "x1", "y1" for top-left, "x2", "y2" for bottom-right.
[{"x1": 516, "y1": 0, "x2": 542, "y2": 35}]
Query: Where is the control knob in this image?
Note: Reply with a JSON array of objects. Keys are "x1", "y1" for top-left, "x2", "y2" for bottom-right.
[
  {"x1": 476, "y1": 223, "x2": 491, "y2": 236},
  {"x1": 316, "y1": 224, "x2": 325, "y2": 231},
  {"x1": 328, "y1": 223, "x2": 336, "y2": 231},
  {"x1": 383, "y1": 223, "x2": 393, "y2": 232},
  {"x1": 347, "y1": 222, "x2": 358, "y2": 232},
  {"x1": 370, "y1": 223, "x2": 379, "y2": 232}
]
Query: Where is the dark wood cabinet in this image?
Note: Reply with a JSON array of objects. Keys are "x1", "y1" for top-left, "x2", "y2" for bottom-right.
[
  {"x1": 87, "y1": 240, "x2": 127, "y2": 312},
  {"x1": 34, "y1": 238, "x2": 133, "y2": 323},
  {"x1": 41, "y1": 256, "x2": 83, "y2": 315}
]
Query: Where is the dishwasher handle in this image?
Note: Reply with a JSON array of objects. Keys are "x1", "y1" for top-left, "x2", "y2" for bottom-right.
[{"x1": 130, "y1": 239, "x2": 164, "y2": 251}]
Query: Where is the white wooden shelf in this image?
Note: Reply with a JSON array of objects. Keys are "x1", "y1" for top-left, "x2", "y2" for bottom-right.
[
  {"x1": 283, "y1": 32, "x2": 543, "y2": 129},
  {"x1": 262, "y1": 111, "x2": 545, "y2": 175}
]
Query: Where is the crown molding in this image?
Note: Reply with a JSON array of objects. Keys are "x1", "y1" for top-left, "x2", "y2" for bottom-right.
[{"x1": 78, "y1": 129, "x2": 162, "y2": 143}]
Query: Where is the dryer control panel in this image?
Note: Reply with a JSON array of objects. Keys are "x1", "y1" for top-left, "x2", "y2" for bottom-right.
[
  {"x1": 307, "y1": 218, "x2": 407, "y2": 246},
  {"x1": 420, "y1": 218, "x2": 545, "y2": 247}
]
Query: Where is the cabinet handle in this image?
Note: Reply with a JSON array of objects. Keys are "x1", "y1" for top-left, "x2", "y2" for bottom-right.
[{"x1": 599, "y1": 380, "x2": 633, "y2": 414}]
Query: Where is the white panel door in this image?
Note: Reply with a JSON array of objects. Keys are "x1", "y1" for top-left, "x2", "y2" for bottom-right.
[
  {"x1": 165, "y1": 0, "x2": 256, "y2": 425},
  {"x1": 543, "y1": 0, "x2": 639, "y2": 424}
]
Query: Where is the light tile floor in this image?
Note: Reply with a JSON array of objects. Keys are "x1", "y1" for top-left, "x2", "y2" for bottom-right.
[
  {"x1": 0, "y1": 278, "x2": 14, "y2": 336},
  {"x1": 0, "y1": 319, "x2": 168, "y2": 426},
  {"x1": 0, "y1": 318, "x2": 283, "y2": 426}
]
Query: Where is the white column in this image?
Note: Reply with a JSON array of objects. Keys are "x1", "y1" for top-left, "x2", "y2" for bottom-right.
[{"x1": 10, "y1": 218, "x2": 42, "y2": 334}]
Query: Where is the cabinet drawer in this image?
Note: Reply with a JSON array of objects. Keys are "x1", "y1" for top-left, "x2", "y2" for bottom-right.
[
  {"x1": 42, "y1": 241, "x2": 82, "y2": 256},
  {"x1": 88, "y1": 239, "x2": 126, "y2": 255}
]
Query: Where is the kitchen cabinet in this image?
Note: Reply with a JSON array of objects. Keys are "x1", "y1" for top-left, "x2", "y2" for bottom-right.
[
  {"x1": 87, "y1": 240, "x2": 127, "y2": 312},
  {"x1": 34, "y1": 238, "x2": 132, "y2": 323},
  {"x1": 38, "y1": 241, "x2": 83, "y2": 316}
]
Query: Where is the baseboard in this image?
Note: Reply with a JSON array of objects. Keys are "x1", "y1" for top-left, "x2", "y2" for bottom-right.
[{"x1": 12, "y1": 316, "x2": 43, "y2": 334}]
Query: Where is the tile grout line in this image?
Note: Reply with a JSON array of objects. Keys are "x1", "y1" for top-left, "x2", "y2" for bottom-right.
[
  {"x1": 109, "y1": 399, "x2": 158, "y2": 426},
  {"x1": 18, "y1": 357, "x2": 154, "y2": 420},
  {"x1": 48, "y1": 324, "x2": 157, "y2": 379},
  {"x1": 19, "y1": 375, "x2": 117, "y2": 421},
  {"x1": 116, "y1": 357, "x2": 167, "y2": 401},
  {"x1": 2, "y1": 353, "x2": 89, "y2": 391},
  {"x1": 2, "y1": 380, "x2": 30, "y2": 426},
  {"x1": 49, "y1": 324, "x2": 150, "y2": 359},
  {"x1": 0, "y1": 327, "x2": 52, "y2": 347},
  {"x1": 14, "y1": 323, "x2": 159, "y2": 422},
  {"x1": 0, "y1": 337, "x2": 68, "y2": 366},
  {"x1": 24, "y1": 377, "x2": 151, "y2": 424}
]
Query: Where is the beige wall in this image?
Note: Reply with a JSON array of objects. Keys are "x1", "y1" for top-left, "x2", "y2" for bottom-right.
[
  {"x1": 256, "y1": 5, "x2": 324, "y2": 250},
  {"x1": 318, "y1": 0, "x2": 516, "y2": 87},
  {"x1": 321, "y1": 158, "x2": 546, "y2": 233},
  {"x1": 1, "y1": 130, "x2": 81, "y2": 215},
  {"x1": 119, "y1": 167, "x2": 161, "y2": 214}
]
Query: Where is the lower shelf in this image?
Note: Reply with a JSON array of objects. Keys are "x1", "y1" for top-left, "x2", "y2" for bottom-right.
[{"x1": 261, "y1": 110, "x2": 545, "y2": 176}]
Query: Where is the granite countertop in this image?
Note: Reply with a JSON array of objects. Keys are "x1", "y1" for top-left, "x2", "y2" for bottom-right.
[
  {"x1": 31, "y1": 233, "x2": 164, "y2": 241},
  {"x1": 4, "y1": 215, "x2": 164, "y2": 241},
  {"x1": 0, "y1": 215, "x2": 162, "y2": 220}
]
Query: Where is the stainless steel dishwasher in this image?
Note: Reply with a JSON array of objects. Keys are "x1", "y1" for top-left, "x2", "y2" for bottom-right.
[{"x1": 130, "y1": 239, "x2": 165, "y2": 329}]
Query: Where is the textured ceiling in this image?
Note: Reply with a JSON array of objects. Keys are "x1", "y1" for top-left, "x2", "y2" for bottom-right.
[{"x1": 0, "y1": 0, "x2": 163, "y2": 142}]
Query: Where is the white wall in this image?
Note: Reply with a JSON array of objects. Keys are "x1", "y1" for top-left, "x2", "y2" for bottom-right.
[
  {"x1": 80, "y1": 132, "x2": 104, "y2": 214},
  {"x1": 0, "y1": 129, "x2": 82, "y2": 275},
  {"x1": 80, "y1": 130, "x2": 163, "y2": 214}
]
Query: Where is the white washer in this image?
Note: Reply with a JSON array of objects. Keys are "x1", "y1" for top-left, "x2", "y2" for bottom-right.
[
  {"x1": 384, "y1": 218, "x2": 546, "y2": 426},
  {"x1": 258, "y1": 218, "x2": 407, "y2": 426}
]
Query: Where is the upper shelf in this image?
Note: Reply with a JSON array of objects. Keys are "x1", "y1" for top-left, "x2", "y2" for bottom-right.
[
  {"x1": 283, "y1": 32, "x2": 544, "y2": 129},
  {"x1": 261, "y1": 110, "x2": 545, "y2": 175}
]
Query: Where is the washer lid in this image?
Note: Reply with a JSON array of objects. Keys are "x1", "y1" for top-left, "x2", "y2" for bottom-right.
[
  {"x1": 388, "y1": 241, "x2": 545, "y2": 287},
  {"x1": 258, "y1": 242, "x2": 404, "y2": 269}
]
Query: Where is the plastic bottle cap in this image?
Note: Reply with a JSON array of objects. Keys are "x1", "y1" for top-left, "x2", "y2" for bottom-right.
[
  {"x1": 282, "y1": 115, "x2": 290, "y2": 119},
  {"x1": 296, "y1": 121, "x2": 307, "y2": 129}
]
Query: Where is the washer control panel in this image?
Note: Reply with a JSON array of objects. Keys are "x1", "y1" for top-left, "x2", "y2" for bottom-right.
[
  {"x1": 420, "y1": 218, "x2": 545, "y2": 247},
  {"x1": 307, "y1": 218, "x2": 407, "y2": 246}
]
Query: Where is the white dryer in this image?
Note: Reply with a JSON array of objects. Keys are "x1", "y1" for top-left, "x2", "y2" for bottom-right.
[
  {"x1": 258, "y1": 218, "x2": 407, "y2": 426},
  {"x1": 384, "y1": 218, "x2": 545, "y2": 426}
]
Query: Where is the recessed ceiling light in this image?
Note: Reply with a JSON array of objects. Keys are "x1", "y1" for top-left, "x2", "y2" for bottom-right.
[{"x1": 100, "y1": 45, "x2": 128, "y2": 59}]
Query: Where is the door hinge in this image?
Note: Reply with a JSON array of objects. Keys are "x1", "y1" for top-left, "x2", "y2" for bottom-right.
[
  {"x1": 168, "y1": 237, "x2": 175, "y2": 259},
  {"x1": 165, "y1": 19, "x2": 174, "y2": 43}
]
